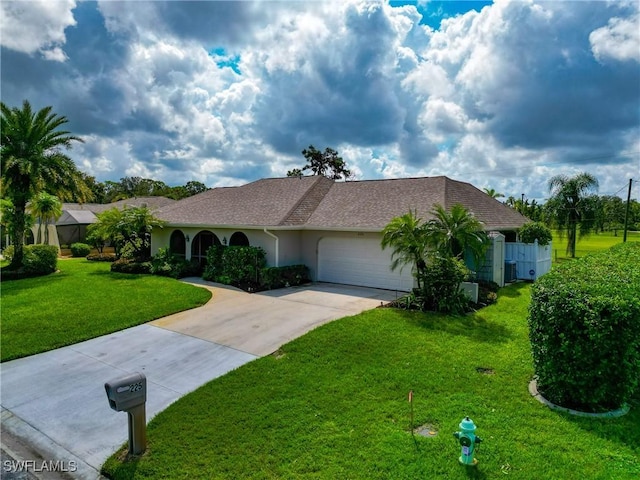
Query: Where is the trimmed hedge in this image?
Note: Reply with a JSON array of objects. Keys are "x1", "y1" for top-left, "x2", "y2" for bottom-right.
[
  {"x1": 528, "y1": 242, "x2": 640, "y2": 412},
  {"x1": 150, "y1": 248, "x2": 201, "y2": 279},
  {"x1": 110, "y1": 258, "x2": 151, "y2": 274},
  {"x1": 70, "y1": 243, "x2": 92, "y2": 257},
  {"x1": 203, "y1": 246, "x2": 266, "y2": 286},
  {"x1": 260, "y1": 265, "x2": 310, "y2": 289},
  {"x1": 87, "y1": 253, "x2": 117, "y2": 262},
  {"x1": 1, "y1": 245, "x2": 59, "y2": 280}
]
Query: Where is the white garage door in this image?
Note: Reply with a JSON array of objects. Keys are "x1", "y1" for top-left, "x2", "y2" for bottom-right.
[{"x1": 318, "y1": 237, "x2": 414, "y2": 291}]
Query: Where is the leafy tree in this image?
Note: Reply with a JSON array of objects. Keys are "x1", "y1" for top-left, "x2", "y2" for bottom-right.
[
  {"x1": 1, "y1": 100, "x2": 90, "y2": 269},
  {"x1": 184, "y1": 181, "x2": 208, "y2": 196},
  {"x1": 483, "y1": 187, "x2": 504, "y2": 199},
  {"x1": 424, "y1": 203, "x2": 489, "y2": 269},
  {"x1": 600, "y1": 195, "x2": 626, "y2": 234},
  {"x1": 545, "y1": 172, "x2": 599, "y2": 258},
  {"x1": 381, "y1": 211, "x2": 429, "y2": 288},
  {"x1": 286, "y1": 168, "x2": 303, "y2": 178},
  {"x1": 518, "y1": 222, "x2": 552, "y2": 245},
  {"x1": 288, "y1": 145, "x2": 352, "y2": 180},
  {"x1": 88, "y1": 206, "x2": 165, "y2": 260},
  {"x1": 29, "y1": 192, "x2": 62, "y2": 244}
]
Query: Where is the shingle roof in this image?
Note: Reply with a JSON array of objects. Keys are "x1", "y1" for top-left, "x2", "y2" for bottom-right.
[
  {"x1": 157, "y1": 176, "x2": 331, "y2": 227},
  {"x1": 156, "y1": 176, "x2": 529, "y2": 231},
  {"x1": 56, "y1": 197, "x2": 176, "y2": 225}
]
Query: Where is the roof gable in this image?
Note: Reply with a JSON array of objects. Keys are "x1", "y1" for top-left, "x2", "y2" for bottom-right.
[{"x1": 157, "y1": 176, "x2": 330, "y2": 227}]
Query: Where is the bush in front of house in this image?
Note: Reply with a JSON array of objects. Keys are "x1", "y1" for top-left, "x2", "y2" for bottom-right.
[
  {"x1": 518, "y1": 222, "x2": 552, "y2": 245},
  {"x1": 150, "y1": 248, "x2": 202, "y2": 279},
  {"x1": 528, "y1": 242, "x2": 640, "y2": 412},
  {"x1": 87, "y1": 253, "x2": 117, "y2": 262},
  {"x1": 416, "y1": 253, "x2": 470, "y2": 314},
  {"x1": 260, "y1": 265, "x2": 310, "y2": 289},
  {"x1": 2, "y1": 245, "x2": 15, "y2": 263},
  {"x1": 203, "y1": 245, "x2": 267, "y2": 289},
  {"x1": 21, "y1": 245, "x2": 59, "y2": 276},
  {"x1": 110, "y1": 257, "x2": 151, "y2": 274},
  {"x1": 70, "y1": 243, "x2": 92, "y2": 257}
]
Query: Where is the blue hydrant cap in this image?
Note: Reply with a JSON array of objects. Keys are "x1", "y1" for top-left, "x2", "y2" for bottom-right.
[{"x1": 459, "y1": 416, "x2": 476, "y2": 432}]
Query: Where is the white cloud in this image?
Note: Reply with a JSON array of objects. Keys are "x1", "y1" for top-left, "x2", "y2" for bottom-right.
[
  {"x1": 0, "y1": 0, "x2": 76, "y2": 61},
  {"x1": 590, "y1": 13, "x2": 640, "y2": 63}
]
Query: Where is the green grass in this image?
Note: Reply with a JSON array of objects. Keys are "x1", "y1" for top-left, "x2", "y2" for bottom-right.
[
  {"x1": 552, "y1": 230, "x2": 640, "y2": 262},
  {"x1": 102, "y1": 283, "x2": 639, "y2": 479},
  {"x1": 0, "y1": 259, "x2": 211, "y2": 361}
]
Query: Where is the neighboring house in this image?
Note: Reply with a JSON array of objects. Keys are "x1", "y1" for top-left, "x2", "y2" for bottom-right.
[
  {"x1": 30, "y1": 197, "x2": 176, "y2": 248},
  {"x1": 152, "y1": 176, "x2": 529, "y2": 291}
]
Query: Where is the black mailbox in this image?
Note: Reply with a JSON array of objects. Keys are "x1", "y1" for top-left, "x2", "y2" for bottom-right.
[{"x1": 105, "y1": 372, "x2": 146, "y2": 412}]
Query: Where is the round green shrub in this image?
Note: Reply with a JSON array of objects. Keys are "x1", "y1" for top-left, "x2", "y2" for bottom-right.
[
  {"x1": 22, "y1": 245, "x2": 59, "y2": 275},
  {"x1": 528, "y1": 242, "x2": 640, "y2": 412},
  {"x1": 70, "y1": 243, "x2": 92, "y2": 257},
  {"x1": 518, "y1": 222, "x2": 552, "y2": 245}
]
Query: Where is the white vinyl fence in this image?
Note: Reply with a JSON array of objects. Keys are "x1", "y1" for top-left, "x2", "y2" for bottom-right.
[{"x1": 504, "y1": 240, "x2": 552, "y2": 281}]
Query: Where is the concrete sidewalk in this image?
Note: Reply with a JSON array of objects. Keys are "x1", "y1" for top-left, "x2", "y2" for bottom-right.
[{"x1": 1, "y1": 281, "x2": 396, "y2": 479}]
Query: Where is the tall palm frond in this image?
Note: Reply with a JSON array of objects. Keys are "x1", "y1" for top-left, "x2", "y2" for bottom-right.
[{"x1": 1, "y1": 100, "x2": 87, "y2": 268}]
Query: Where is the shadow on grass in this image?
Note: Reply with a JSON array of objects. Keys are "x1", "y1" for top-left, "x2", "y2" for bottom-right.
[
  {"x1": 88, "y1": 270, "x2": 147, "y2": 281},
  {"x1": 559, "y1": 392, "x2": 640, "y2": 452},
  {"x1": 396, "y1": 310, "x2": 513, "y2": 344},
  {"x1": 0, "y1": 269, "x2": 68, "y2": 294},
  {"x1": 102, "y1": 450, "x2": 142, "y2": 480}
]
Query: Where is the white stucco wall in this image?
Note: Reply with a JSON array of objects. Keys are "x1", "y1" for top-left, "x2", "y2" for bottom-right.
[{"x1": 151, "y1": 227, "x2": 303, "y2": 267}]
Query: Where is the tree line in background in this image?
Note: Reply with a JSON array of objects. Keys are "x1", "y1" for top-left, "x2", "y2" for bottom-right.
[
  {"x1": 2, "y1": 99, "x2": 638, "y2": 271},
  {"x1": 81, "y1": 174, "x2": 209, "y2": 203}
]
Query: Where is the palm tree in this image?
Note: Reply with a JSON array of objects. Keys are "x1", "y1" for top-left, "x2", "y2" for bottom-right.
[
  {"x1": 425, "y1": 204, "x2": 489, "y2": 269},
  {"x1": 483, "y1": 187, "x2": 504, "y2": 199},
  {"x1": 29, "y1": 192, "x2": 63, "y2": 244},
  {"x1": 1, "y1": 100, "x2": 89, "y2": 269},
  {"x1": 546, "y1": 172, "x2": 599, "y2": 258},
  {"x1": 381, "y1": 210, "x2": 428, "y2": 288}
]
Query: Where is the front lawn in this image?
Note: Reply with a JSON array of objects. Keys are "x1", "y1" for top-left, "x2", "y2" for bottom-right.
[
  {"x1": 0, "y1": 259, "x2": 212, "y2": 362},
  {"x1": 103, "y1": 283, "x2": 639, "y2": 479}
]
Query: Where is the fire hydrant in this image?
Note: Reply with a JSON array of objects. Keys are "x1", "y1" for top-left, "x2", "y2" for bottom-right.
[{"x1": 453, "y1": 416, "x2": 482, "y2": 466}]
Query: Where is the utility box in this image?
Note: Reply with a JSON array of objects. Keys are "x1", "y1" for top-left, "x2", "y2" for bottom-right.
[
  {"x1": 105, "y1": 372, "x2": 147, "y2": 455},
  {"x1": 504, "y1": 261, "x2": 517, "y2": 283}
]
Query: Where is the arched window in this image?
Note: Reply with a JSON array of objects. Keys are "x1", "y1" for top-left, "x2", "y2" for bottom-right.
[
  {"x1": 169, "y1": 230, "x2": 186, "y2": 258},
  {"x1": 191, "y1": 231, "x2": 221, "y2": 264},
  {"x1": 229, "y1": 231, "x2": 249, "y2": 246}
]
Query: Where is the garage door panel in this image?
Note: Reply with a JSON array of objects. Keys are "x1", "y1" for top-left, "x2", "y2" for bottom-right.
[{"x1": 318, "y1": 237, "x2": 413, "y2": 291}]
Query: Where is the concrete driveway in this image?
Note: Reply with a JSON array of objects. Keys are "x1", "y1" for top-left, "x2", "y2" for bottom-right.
[{"x1": 0, "y1": 281, "x2": 396, "y2": 479}]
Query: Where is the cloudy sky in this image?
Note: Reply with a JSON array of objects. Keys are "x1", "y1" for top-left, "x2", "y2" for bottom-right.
[{"x1": 1, "y1": 0, "x2": 639, "y2": 201}]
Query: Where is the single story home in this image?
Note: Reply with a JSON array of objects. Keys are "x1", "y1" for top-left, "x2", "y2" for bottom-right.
[{"x1": 152, "y1": 176, "x2": 529, "y2": 291}]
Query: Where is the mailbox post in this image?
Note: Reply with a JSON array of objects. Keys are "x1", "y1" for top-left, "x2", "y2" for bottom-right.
[{"x1": 105, "y1": 372, "x2": 147, "y2": 455}]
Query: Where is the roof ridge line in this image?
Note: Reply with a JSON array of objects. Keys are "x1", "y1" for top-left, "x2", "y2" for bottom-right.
[{"x1": 279, "y1": 176, "x2": 333, "y2": 226}]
